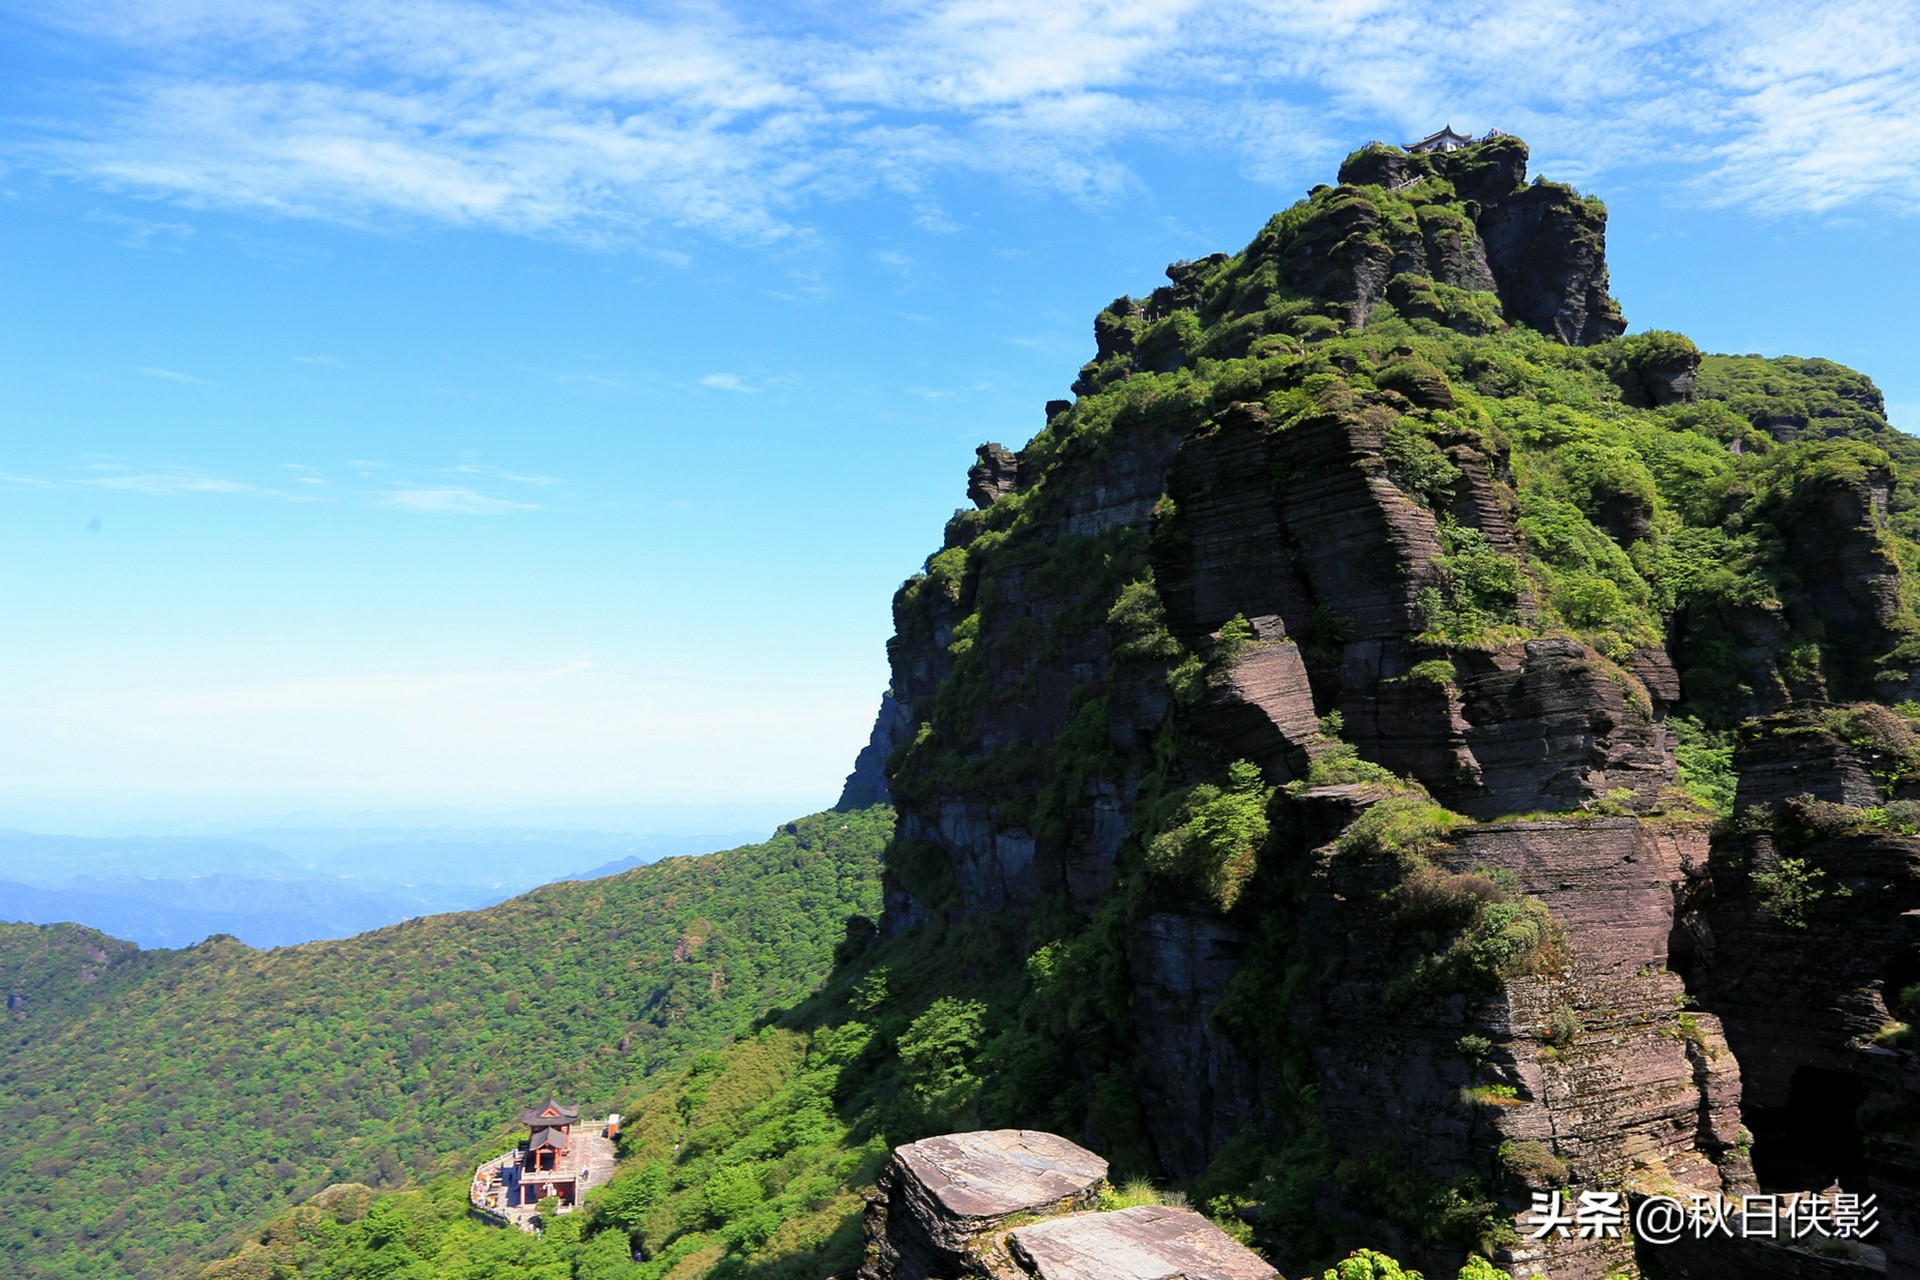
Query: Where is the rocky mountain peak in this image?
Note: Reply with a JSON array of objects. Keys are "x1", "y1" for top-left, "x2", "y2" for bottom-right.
[{"x1": 867, "y1": 135, "x2": 1920, "y2": 1277}]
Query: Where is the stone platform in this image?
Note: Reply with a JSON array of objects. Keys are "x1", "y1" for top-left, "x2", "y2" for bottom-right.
[
  {"x1": 858, "y1": 1129, "x2": 1275, "y2": 1280},
  {"x1": 1010, "y1": 1205, "x2": 1277, "y2": 1280}
]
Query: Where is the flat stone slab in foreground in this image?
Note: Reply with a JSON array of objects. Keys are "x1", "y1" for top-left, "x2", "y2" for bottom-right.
[
  {"x1": 859, "y1": 1130, "x2": 1109, "y2": 1280},
  {"x1": 1009, "y1": 1205, "x2": 1278, "y2": 1280},
  {"x1": 897, "y1": 1129, "x2": 1109, "y2": 1222}
]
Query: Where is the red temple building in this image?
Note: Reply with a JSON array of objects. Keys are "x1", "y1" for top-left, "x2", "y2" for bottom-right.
[
  {"x1": 516, "y1": 1097, "x2": 582, "y2": 1205},
  {"x1": 471, "y1": 1098, "x2": 619, "y2": 1227}
]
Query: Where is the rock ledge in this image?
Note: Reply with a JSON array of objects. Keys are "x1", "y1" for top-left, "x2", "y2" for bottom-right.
[
  {"x1": 1009, "y1": 1205, "x2": 1278, "y2": 1280},
  {"x1": 860, "y1": 1130, "x2": 1275, "y2": 1280}
]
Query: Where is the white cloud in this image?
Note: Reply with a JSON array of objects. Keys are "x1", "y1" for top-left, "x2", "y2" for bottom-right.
[
  {"x1": 292, "y1": 354, "x2": 342, "y2": 365},
  {"x1": 4, "y1": 455, "x2": 561, "y2": 509},
  {"x1": 132, "y1": 365, "x2": 218, "y2": 387},
  {"x1": 0, "y1": 470, "x2": 69, "y2": 492},
  {"x1": 451, "y1": 462, "x2": 558, "y2": 486},
  {"x1": 10, "y1": 460, "x2": 312, "y2": 499},
  {"x1": 9, "y1": 0, "x2": 1920, "y2": 242},
  {"x1": 377, "y1": 484, "x2": 539, "y2": 514},
  {"x1": 699, "y1": 372, "x2": 758, "y2": 393}
]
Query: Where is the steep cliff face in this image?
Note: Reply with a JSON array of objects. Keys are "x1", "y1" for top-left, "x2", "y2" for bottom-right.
[
  {"x1": 867, "y1": 134, "x2": 1920, "y2": 1278},
  {"x1": 1681, "y1": 709, "x2": 1920, "y2": 1277}
]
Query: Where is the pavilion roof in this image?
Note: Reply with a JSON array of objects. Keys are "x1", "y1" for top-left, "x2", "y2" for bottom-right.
[{"x1": 517, "y1": 1096, "x2": 581, "y2": 1127}]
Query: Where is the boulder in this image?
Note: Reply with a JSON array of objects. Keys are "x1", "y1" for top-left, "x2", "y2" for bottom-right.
[
  {"x1": 859, "y1": 1130, "x2": 1106, "y2": 1280},
  {"x1": 1007, "y1": 1205, "x2": 1277, "y2": 1280}
]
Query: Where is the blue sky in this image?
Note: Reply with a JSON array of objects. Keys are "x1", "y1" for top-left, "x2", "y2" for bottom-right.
[{"x1": 1, "y1": 0, "x2": 1916, "y2": 831}]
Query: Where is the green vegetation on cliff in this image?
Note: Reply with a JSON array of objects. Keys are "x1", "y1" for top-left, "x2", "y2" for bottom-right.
[
  {"x1": 0, "y1": 808, "x2": 888, "y2": 1280},
  {"x1": 194, "y1": 134, "x2": 1920, "y2": 1280}
]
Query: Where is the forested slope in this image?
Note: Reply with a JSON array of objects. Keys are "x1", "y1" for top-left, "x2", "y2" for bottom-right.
[{"x1": 0, "y1": 807, "x2": 888, "y2": 1280}]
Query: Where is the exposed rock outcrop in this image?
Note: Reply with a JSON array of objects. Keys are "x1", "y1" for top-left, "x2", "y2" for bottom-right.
[
  {"x1": 859, "y1": 1131, "x2": 1274, "y2": 1280},
  {"x1": 1323, "y1": 133, "x2": 1623, "y2": 345},
  {"x1": 968, "y1": 444, "x2": 1023, "y2": 510},
  {"x1": 1009, "y1": 1206, "x2": 1277, "y2": 1280},
  {"x1": 1676, "y1": 714, "x2": 1920, "y2": 1278},
  {"x1": 840, "y1": 692, "x2": 911, "y2": 809},
  {"x1": 872, "y1": 133, "x2": 1920, "y2": 1279},
  {"x1": 858, "y1": 1130, "x2": 1107, "y2": 1280}
]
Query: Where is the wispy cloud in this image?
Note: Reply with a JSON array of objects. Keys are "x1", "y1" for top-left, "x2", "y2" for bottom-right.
[
  {"x1": 293, "y1": 353, "x2": 342, "y2": 366},
  {"x1": 378, "y1": 484, "x2": 539, "y2": 514},
  {"x1": 7, "y1": 460, "x2": 311, "y2": 499},
  {"x1": 0, "y1": 469, "x2": 71, "y2": 492},
  {"x1": 86, "y1": 208, "x2": 194, "y2": 249},
  {"x1": 132, "y1": 365, "x2": 218, "y2": 387},
  {"x1": 451, "y1": 461, "x2": 558, "y2": 486},
  {"x1": 2, "y1": 455, "x2": 562, "y2": 510},
  {"x1": 9, "y1": 0, "x2": 1919, "y2": 241},
  {"x1": 699, "y1": 372, "x2": 758, "y2": 393}
]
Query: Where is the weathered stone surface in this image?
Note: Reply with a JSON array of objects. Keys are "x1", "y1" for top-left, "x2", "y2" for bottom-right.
[
  {"x1": 1159, "y1": 402, "x2": 1318, "y2": 639},
  {"x1": 1126, "y1": 913, "x2": 1261, "y2": 1178},
  {"x1": 1278, "y1": 184, "x2": 1403, "y2": 328},
  {"x1": 1628, "y1": 646, "x2": 1682, "y2": 711},
  {"x1": 1299, "y1": 816, "x2": 1748, "y2": 1279},
  {"x1": 1310, "y1": 133, "x2": 1621, "y2": 347},
  {"x1": 1794, "y1": 470, "x2": 1900, "y2": 632},
  {"x1": 1267, "y1": 410, "x2": 1443, "y2": 641},
  {"x1": 840, "y1": 691, "x2": 910, "y2": 809},
  {"x1": 1641, "y1": 1229, "x2": 1884, "y2": 1280},
  {"x1": 1006, "y1": 1206, "x2": 1277, "y2": 1280},
  {"x1": 1681, "y1": 710, "x2": 1920, "y2": 1280},
  {"x1": 1419, "y1": 205, "x2": 1499, "y2": 296},
  {"x1": 897, "y1": 1130, "x2": 1107, "y2": 1223},
  {"x1": 1731, "y1": 713, "x2": 1891, "y2": 813},
  {"x1": 1476, "y1": 182, "x2": 1625, "y2": 346},
  {"x1": 1450, "y1": 639, "x2": 1670, "y2": 819},
  {"x1": 871, "y1": 137, "x2": 1912, "y2": 1278},
  {"x1": 1669, "y1": 597, "x2": 1799, "y2": 717},
  {"x1": 859, "y1": 1131, "x2": 1107, "y2": 1280},
  {"x1": 1691, "y1": 823, "x2": 1920, "y2": 1109},
  {"x1": 969, "y1": 443, "x2": 1022, "y2": 509},
  {"x1": 1629, "y1": 344, "x2": 1701, "y2": 408},
  {"x1": 1191, "y1": 620, "x2": 1323, "y2": 784}
]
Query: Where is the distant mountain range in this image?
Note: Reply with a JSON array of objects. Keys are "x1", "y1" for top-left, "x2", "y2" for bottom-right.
[
  {"x1": 0, "y1": 827, "x2": 766, "y2": 950},
  {"x1": 0, "y1": 874, "x2": 456, "y2": 951}
]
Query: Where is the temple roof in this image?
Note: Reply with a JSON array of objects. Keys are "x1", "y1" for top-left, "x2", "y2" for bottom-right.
[
  {"x1": 529, "y1": 1125, "x2": 569, "y2": 1150},
  {"x1": 1407, "y1": 125, "x2": 1474, "y2": 154},
  {"x1": 517, "y1": 1096, "x2": 580, "y2": 1127}
]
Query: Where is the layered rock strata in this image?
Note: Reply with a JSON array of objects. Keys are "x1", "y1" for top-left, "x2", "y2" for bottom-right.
[
  {"x1": 859, "y1": 1130, "x2": 1107, "y2": 1280},
  {"x1": 872, "y1": 133, "x2": 1920, "y2": 1278}
]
